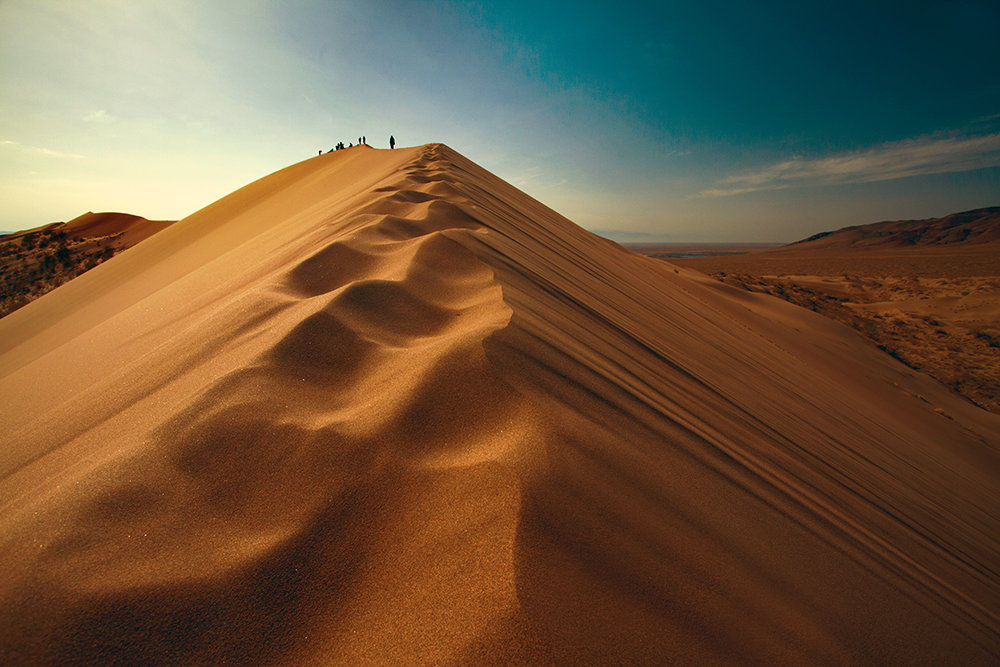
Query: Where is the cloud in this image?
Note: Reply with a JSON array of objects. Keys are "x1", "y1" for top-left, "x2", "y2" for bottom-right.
[
  {"x1": 83, "y1": 109, "x2": 113, "y2": 123},
  {"x1": 696, "y1": 132, "x2": 1000, "y2": 198},
  {"x1": 507, "y1": 162, "x2": 568, "y2": 192},
  {"x1": 0, "y1": 140, "x2": 84, "y2": 159}
]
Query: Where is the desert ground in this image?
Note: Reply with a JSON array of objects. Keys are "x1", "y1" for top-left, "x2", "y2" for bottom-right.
[
  {"x1": 0, "y1": 145, "x2": 997, "y2": 664},
  {"x1": 666, "y1": 240, "x2": 1000, "y2": 413}
]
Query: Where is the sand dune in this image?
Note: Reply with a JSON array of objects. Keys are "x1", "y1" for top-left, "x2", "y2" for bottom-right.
[
  {"x1": 61, "y1": 211, "x2": 174, "y2": 247},
  {"x1": 1, "y1": 144, "x2": 998, "y2": 663}
]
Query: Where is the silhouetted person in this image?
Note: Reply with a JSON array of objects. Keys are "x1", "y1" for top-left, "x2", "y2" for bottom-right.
[
  {"x1": 362, "y1": 135, "x2": 366, "y2": 144},
  {"x1": 389, "y1": 135, "x2": 395, "y2": 149}
]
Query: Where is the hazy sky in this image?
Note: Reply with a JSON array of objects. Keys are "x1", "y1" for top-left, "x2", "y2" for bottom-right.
[{"x1": 2, "y1": 0, "x2": 999, "y2": 241}]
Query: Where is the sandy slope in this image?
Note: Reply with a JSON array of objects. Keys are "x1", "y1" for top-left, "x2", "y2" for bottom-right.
[{"x1": 0, "y1": 144, "x2": 998, "y2": 664}]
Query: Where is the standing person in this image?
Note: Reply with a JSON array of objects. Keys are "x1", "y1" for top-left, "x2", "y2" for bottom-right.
[
  {"x1": 362, "y1": 135, "x2": 366, "y2": 144},
  {"x1": 389, "y1": 135, "x2": 395, "y2": 149}
]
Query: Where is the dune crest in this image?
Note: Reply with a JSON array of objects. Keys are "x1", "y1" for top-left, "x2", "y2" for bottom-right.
[{"x1": 1, "y1": 144, "x2": 998, "y2": 663}]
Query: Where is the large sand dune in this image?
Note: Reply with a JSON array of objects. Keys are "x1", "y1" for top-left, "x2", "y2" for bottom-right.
[{"x1": 1, "y1": 144, "x2": 998, "y2": 663}]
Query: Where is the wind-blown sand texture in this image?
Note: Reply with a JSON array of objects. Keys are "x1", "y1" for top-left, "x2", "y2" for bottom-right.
[
  {"x1": 0, "y1": 212, "x2": 174, "y2": 317},
  {"x1": 1, "y1": 144, "x2": 998, "y2": 664}
]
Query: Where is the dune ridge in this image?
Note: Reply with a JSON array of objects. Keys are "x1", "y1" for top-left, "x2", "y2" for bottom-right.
[
  {"x1": 62, "y1": 211, "x2": 174, "y2": 246},
  {"x1": 0, "y1": 144, "x2": 998, "y2": 664}
]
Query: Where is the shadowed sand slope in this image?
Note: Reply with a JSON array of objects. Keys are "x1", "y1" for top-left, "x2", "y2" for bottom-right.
[{"x1": 0, "y1": 144, "x2": 998, "y2": 664}]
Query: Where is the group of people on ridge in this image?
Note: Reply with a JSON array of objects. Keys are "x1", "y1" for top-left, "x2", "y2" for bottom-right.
[{"x1": 320, "y1": 135, "x2": 395, "y2": 155}]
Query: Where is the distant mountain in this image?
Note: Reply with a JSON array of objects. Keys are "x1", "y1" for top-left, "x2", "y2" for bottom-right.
[
  {"x1": 0, "y1": 212, "x2": 173, "y2": 317},
  {"x1": 792, "y1": 207, "x2": 1000, "y2": 249}
]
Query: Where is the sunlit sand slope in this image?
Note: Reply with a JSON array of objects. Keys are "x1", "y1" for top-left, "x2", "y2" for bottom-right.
[{"x1": 0, "y1": 144, "x2": 997, "y2": 664}]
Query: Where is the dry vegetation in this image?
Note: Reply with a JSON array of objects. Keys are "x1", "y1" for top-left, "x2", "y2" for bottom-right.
[{"x1": 0, "y1": 226, "x2": 119, "y2": 317}]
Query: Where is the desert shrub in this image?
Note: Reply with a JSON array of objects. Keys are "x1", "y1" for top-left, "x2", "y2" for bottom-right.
[
  {"x1": 877, "y1": 344, "x2": 906, "y2": 362},
  {"x1": 973, "y1": 330, "x2": 1000, "y2": 348},
  {"x1": 55, "y1": 245, "x2": 72, "y2": 267}
]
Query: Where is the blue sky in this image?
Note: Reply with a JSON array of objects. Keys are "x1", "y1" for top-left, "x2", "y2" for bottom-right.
[{"x1": 1, "y1": 0, "x2": 998, "y2": 241}]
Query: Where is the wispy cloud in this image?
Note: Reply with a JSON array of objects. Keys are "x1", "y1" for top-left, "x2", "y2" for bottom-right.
[
  {"x1": 0, "y1": 140, "x2": 84, "y2": 159},
  {"x1": 508, "y1": 163, "x2": 568, "y2": 192},
  {"x1": 696, "y1": 132, "x2": 1000, "y2": 198},
  {"x1": 83, "y1": 109, "x2": 113, "y2": 123}
]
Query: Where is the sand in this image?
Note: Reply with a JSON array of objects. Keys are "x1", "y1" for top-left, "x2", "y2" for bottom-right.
[{"x1": 0, "y1": 144, "x2": 998, "y2": 664}]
